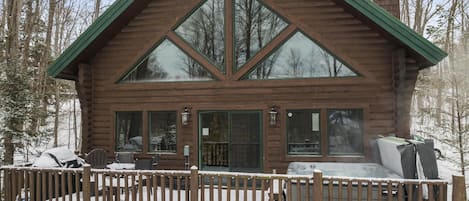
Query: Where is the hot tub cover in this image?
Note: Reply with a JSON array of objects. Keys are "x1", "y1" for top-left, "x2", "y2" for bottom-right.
[{"x1": 287, "y1": 162, "x2": 402, "y2": 179}]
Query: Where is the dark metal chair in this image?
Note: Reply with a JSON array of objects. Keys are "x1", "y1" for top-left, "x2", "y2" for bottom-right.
[{"x1": 85, "y1": 148, "x2": 107, "y2": 169}]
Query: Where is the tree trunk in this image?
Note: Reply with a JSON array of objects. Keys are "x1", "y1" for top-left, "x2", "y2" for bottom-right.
[
  {"x1": 0, "y1": 0, "x2": 7, "y2": 38},
  {"x1": 74, "y1": 97, "x2": 78, "y2": 150},
  {"x1": 21, "y1": 0, "x2": 36, "y2": 71},
  {"x1": 94, "y1": 0, "x2": 101, "y2": 21},
  {"x1": 53, "y1": 81, "x2": 60, "y2": 147},
  {"x1": 32, "y1": 0, "x2": 56, "y2": 129},
  {"x1": 3, "y1": 0, "x2": 24, "y2": 165}
]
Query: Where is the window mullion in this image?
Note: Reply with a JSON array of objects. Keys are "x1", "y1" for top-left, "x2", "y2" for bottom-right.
[
  {"x1": 167, "y1": 32, "x2": 227, "y2": 81},
  {"x1": 232, "y1": 24, "x2": 297, "y2": 80},
  {"x1": 225, "y1": 0, "x2": 234, "y2": 79}
]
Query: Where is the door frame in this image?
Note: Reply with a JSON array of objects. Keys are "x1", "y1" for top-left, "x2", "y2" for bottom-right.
[{"x1": 198, "y1": 110, "x2": 263, "y2": 172}]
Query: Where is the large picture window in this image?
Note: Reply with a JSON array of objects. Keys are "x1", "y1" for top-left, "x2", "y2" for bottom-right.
[
  {"x1": 286, "y1": 108, "x2": 364, "y2": 156},
  {"x1": 286, "y1": 110, "x2": 321, "y2": 155},
  {"x1": 149, "y1": 111, "x2": 177, "y2": 153},
  {"x1": 328, "y1": 109, "x2": 364, "y2": 155},
  {"x1": 116, "y1": 112, "x2": 143, "y2": 152}
]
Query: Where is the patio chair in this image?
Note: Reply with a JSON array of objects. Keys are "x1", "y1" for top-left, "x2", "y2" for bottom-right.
[{"x1": 85, "y1": 148, "x2": 107, "y2": 169}]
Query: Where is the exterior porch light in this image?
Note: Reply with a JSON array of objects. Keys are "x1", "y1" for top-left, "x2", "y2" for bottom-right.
[
  {"x1": 181, "y1": 107, "x2": 190, "y2": 126},
  {"x1": 269, "y1": 106, "x2": 278, "y2": 127}
]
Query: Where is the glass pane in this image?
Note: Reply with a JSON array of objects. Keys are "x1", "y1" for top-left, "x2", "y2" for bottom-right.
[
  {"x1": 149, "y1": 112, "x2": 177, "y2": 153},
  {"x1": 328, "y1": 109, "x2": 364, "y2": 155},
  {"x1": 175, "y1": 0, "x2": 225, "y2": 71},
  {"x1": 200, "y1": 112, "x2": 229, "y2": 170},
  {"x1": 116, "y1": 112, "x2": 143, "y2": 152},
  {"x1": 244, "y1": 32, "x2": 358, "y2": 80},
  {"x1": 230, "y1": 113, "x2": 261, "y2": 172},
  {"x1": 120, "y1": 39, "x2": 215, "y2": 83},
  {"x1": 287, "y1": 110, "x2": 321, "y2": 155},
  {"x1": 234, "y1": 0, "x2": 288, "y2": 70}
]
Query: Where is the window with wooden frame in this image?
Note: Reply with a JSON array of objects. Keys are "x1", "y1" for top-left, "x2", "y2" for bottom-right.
[
  {"x1": 244, "y1": 32, "x2": 358, "y2": 80},
  {"x1": 119, "y1": 0, "x2": 361, "y2": 83},
  {"x1": 115, "y1": 111, "x2": 143, "y2": 152},
  {"x1": 286, "y1": 109, "x2": 321, "y2": 155},
  {"x1": 149, "y1": 111, "x2": 177, "y2": 154},
  {"x1": 286, "y1": 109, "x2": 364, "y2": 156},
  {"x1": 120, "y1": 39, "x2": 216, "y2": 83}
]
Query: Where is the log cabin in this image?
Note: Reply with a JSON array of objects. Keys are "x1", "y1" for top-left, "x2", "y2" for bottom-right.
[{"x1": 48, "y1": 0, "x2": 446, "y2": 173}]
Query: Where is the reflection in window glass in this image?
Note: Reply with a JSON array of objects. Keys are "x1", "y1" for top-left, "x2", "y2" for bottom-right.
[
  {"x1": 287, "y1": 110, "x2": 321, "y2": 155},
  {"x1": 149, "y1": 112, "x2": 177, "y2": 153},
  {"x1": 120, "y1": 39, "x2": 215, "y2": 83},
  {"x1": 175, "y1": 0, "x2": 225, "y2": 71},
  {"x1": 116, "y1": 112, "x2": 143, "y2": 152},
  {"x1": 328, "y1": 109, "x2": 363, "y2": 155},
  {"x1": 234, "y1": 0, "x2": 288, "y2": 70},
  {"x1": 244, "y1": 32, "x2": 358, "y2": 80}
]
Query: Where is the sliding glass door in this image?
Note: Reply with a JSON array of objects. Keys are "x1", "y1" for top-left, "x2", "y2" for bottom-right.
[{"x1": 199, "y1": 111, "x2": 262, "y2": 172}]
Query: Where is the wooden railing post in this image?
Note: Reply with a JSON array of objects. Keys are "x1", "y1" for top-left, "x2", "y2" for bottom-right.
[
  {"x1": 313, "y1": 170, "x2": 323, "y2": 201},
  {"x1": 82, "y1": 164, "x2": 91, "y2": 201},
  {"x1": 190, "y1": 166, "x2": 199, "y2": 201},
  {"x1": 3, "y1": 168, "x2": 9, "y2": 201},
  {"x1": 0, "y1": 168, "x2": 3, "y2": 201},
  {"x1": 452, "y1": 175, "x2": 466, "y2": 201}
]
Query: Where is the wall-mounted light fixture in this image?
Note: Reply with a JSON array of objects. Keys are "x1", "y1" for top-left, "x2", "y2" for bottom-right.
[
  {"x1": 269, "y1": 106, "x2": 278, "y2": 127},
  {"x1": 181, "y1": 107, "x2": 191, "y2": 126}
]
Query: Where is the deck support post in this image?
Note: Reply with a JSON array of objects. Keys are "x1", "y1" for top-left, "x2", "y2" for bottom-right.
[
  {"x1": 313, "y1": 170, "x2": 323, "y2": 200},
  {"x1": 82, "y1": 164, "x2": 91, "y2": 201},
  {"x1": 190, "y1": 166, "x2": 199, "y2": 201},
  {"x1": 452, "y1": 175, "x2": 466, "y2": 201}
]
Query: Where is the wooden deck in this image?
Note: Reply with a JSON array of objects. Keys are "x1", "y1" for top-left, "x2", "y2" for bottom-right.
[{"x1": 1, "y1": 165, "x2": 453, "y2": 201}]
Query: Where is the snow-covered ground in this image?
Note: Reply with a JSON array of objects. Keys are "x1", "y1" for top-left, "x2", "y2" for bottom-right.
[
  {"x1": 412, "y1": 120, "x2": 469, "y2": 199},
  {"x1": 13, "y1": 99, "x2": 81, "y2": 165}
]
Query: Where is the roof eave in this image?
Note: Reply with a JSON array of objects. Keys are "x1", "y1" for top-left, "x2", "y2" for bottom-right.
[
  {"x1": 47, "y1": 0, "x2": 135, "y2": 79},
  {"x1": 344, "y1": 0, "x2": 447, "y2": 66}
]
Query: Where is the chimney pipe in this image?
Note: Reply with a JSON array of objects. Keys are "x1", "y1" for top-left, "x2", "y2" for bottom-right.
[{"x1": 373, "y1": 0, "x2": 400, "y2": 18}]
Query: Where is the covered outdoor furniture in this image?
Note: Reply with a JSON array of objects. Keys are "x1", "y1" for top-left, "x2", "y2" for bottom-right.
[
  {"x1": 85, "y1": 148, "x2": 108, "y2": 169},
  {"x1": 115, "y1": 152, "x2": 134, "y2": 163},
  {"x1": 134, "y1": 158, "x2": 153, "y2": 170}
]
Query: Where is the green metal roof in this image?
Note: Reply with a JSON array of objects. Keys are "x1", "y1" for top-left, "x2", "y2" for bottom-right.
[
  {"x1": 48, "y1": 0, "x2": 447, "y2": 78},
  {"x1": 47, "y1": 0, "x2": 134, "y2": 77},
  {"x1": 345, "y1": 0, "x2": 447, "y2": 66}
]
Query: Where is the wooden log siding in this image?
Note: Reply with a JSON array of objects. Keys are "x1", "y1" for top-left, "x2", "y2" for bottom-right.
[
  {"x1": 77, "y1": 0, "x2": 415, "y2": 171},
  {"x1": 1, "y1": 166, "x2": 450, "y2": 201},
  {"x1": 77, "y1": 63, "x2": 93, "y2": 154}
]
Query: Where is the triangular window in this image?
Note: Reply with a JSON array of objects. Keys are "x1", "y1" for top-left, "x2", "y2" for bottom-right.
[
  {"x1": 175, "y1": 0, "x2": 225, "y2": 72},
  {"x1": 243, "y1": 32, "x2": 358, "y2": 80},
  {"x1": 120, "y1": 39, "x2": 216, "y2": 83},
  {"x1": 234, "y1": 0, "x2": 288, "y2": 71}
]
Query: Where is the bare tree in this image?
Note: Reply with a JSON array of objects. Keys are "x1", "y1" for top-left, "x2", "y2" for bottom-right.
[
  {"x1": 2, "y1": 0, "x2": 24, "y2": 165},
  {"x1": 287, "y1": 48, "x2": 303, "y2": 77},
  {"x1": 94, "y1": 0, "x2": 101, "y2": 21}
]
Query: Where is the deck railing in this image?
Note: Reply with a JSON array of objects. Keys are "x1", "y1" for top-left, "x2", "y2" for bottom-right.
[{"x1": 1, "y1": 165, "x2": 460, "y2": 201}]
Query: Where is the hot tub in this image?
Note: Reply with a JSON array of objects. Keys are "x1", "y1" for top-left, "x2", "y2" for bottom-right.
[{"x1": 286, "y1": 162, "x2": 403, "y2": 201}]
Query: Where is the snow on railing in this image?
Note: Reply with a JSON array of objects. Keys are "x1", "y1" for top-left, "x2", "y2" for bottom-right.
[{"x1": 0, "y1": 165, "x2": 457, "y2": 201}]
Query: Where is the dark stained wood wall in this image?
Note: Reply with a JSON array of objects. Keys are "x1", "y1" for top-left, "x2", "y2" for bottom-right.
[{"x1": 85, "y1": 0, "x2": 414, "y2": 173}]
